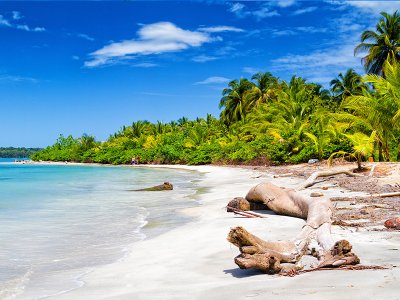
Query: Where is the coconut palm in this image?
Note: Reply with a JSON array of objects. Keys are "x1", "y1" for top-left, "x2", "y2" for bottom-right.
[
  {"x1": 219, "y1": 78, "x2": 254, "y2": 126},
  {"x1": 330, "y1": 69, "x2": 366, "y2": 102},
  {"x1": 343, "y1": 60, "x2": 400, "y2": 160},
  {"x1": 245, "y1": 72, "x2": 279, "y2": 108},
  {"x1": 354, "y1": 11, "x2": 400, "y2": 76}
]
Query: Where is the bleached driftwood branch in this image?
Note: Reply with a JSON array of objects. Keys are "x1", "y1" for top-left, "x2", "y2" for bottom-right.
[{"x1": 227, "y1": 182, "x2": 360, "y2": 274}]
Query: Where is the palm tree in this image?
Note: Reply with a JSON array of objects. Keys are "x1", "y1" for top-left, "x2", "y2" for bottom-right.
[
  {"x1": 330, "y1": 69, "x2": 366, "y2": 102},
  {"x1": 343, "y1": 60, "x2": 400, "y2": 161},
  {"x1": 329, "y1": 131, "x2": 376, "y2": 171},
  {"x1": 305, "y1": 110, "x2": 338, "y2": 160},
  {"x1": 246, "y1": 72, "x2": 279, "y2": 108},
  {"x1": 79, "y1": 134, "x2": 97, "y2": 151},
  {"x1": 354, "y1": 11, "x2": 400, "y2": 76},
  {"x1": 244, "y1": 77, "x2": 315, "y2": 155},
  {"x1": 130, "y1": 120, "x2": 147, "y2": 138},
  {"x1": 219, "y1": 78, "x2": 254, "y2": 126}
]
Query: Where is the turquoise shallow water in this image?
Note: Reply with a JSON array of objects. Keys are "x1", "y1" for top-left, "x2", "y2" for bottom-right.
[{"x1": 0, "y1": 162, "x2": 201, "y2": 299}]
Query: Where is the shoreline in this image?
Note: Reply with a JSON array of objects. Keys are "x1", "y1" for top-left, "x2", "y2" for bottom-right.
[
  {"x1": 2, "y1": 163, "x2": 203, "y2": 300},
  {"x1": 32, "y1": 164, "x2": 399, "y2": 300}
]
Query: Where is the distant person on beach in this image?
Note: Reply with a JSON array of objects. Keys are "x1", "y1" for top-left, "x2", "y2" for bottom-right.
[
  {"x1": 131, "y1": 156, "x2": 135, "y2": 165},
  {"x1": 137, "y1": 156, "x2": 140, "y2": 165}
]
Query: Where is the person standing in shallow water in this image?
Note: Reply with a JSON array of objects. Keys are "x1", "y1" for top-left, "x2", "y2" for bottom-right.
[{"x1": 131, "y1": 156, "x2": 135, "y2": 165}]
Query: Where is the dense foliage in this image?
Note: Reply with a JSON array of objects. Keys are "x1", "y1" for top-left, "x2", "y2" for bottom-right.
[
  {"x1": 32, "y1": 11, "x2": 400, "y2": 166},
  {"x1": 0, "y1": 147, "x2": 42, "y2": 158}
]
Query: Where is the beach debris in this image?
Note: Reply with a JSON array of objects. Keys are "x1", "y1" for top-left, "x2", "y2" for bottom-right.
[
  {"x1": 308, "y1": 159, "x2": 319, "y2": 164},
  {"x1": 369, "y1": 164, "x2": 377, "y2": 177},
  {"x1": 227, "y1": 181, "x2": 360, "y2": 275},
  {"x1": 332, "y1": 220, "x2": 362, "y2": 227},
  {"x1": 280, "y1": 264, "x2": 388, "y2": 277},
  {"x1": 226, "y1": 206, "x2": 265, "y2": 218},
  {"x1": 384, "y1": 217, "x2": 400, "y2": 229},
  {"x1": 132, "y1": 182, "x2": 173, "y2": 191},
  {"x1": 310, "y1": 192, "x2": 324, "y2": 197},
  {"x1": 272, "y1": 172, "x2": 294, "y2": 178},
  {"x1": 251, "y1": 174, "x2": 263, "y2": 179},
  {"x1": 299, "y1": 169, "x2": 364, "y2": 189}
]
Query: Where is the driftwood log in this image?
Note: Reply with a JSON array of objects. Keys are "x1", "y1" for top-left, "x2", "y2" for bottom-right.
[
  {"x1": 227, "y1": 179, "x2": 360, "y2": 274},
  {"x1": 131, "y1": 182, "x2": 173, "y2": 191}
]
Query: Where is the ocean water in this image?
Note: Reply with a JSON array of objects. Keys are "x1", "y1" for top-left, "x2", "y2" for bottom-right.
[{"x1": 0, "y1": 162, "x2": 201, "y2": 299}]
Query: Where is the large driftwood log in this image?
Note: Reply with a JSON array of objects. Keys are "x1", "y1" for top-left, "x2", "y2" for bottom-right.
[{"x1": 227, "y1": 182, "x2": 360, "y2": 274}]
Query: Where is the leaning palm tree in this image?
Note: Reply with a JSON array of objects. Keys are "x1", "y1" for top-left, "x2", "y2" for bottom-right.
[
  {"x1": 354, "y1": 11, "x2": 400, "y2": 76},
  {"x1": 330, "y1": 68, "x2": 366, "y2": 102},
  {"x1": 219, "y1": 78, "x2": 254, "y2": 126}
]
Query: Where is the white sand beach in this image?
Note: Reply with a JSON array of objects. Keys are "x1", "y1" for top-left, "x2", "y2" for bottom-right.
[{"x1": 28, "y1": 165, "x2": 400, "y2": 300}]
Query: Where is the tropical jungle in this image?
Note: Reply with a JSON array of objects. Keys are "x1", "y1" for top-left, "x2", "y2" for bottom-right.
[{"x1": 32, "y1": 11, "x2": 400, "y2": 166}]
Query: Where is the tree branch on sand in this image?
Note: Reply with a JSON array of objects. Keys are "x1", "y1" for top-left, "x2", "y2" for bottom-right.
[
  {"x1": 227, "y1": 180, "x2": 361, "y2": 274},
  {"x1": 298, "y1": 169, "x2": 364, "y2": 189}
]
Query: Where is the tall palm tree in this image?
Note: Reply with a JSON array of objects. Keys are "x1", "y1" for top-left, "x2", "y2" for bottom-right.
[
  {"x1": 219, "y1": 78, "x2": 254, "y2": 126},
  {"x1": 330, "y1": 68, "x2": 366, "y2": 102},
  {"x1": 354, "y1": 11, "x2": 400, "y2": 76},
  {"x1": 246, "y1": 72, "x2": 279, "y2": 108}
]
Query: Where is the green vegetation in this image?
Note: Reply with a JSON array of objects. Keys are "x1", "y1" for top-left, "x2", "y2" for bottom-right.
[
  {"x1": 0, "y1": 147, "x2": 42, "y2": 158},
  {"x1": 33, "y1": 11, "x2": 400, "y2": 166}
]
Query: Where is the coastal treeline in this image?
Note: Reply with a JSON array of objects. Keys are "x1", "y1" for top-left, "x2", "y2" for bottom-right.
[
  {"x1": 0, "y1": 147, "x2": 42, "y2": 158},
  {"x1": 32, "y1": 11, "x2": 400, "y2": 166}
]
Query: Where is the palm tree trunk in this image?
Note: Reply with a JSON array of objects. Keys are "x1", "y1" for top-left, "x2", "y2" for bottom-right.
[
  {"x1": 357, "y1": 156, "x2": 362, "y2": 171},
  {"x1": 378, "y1": 141, "x2": 383, "y2": 162}
]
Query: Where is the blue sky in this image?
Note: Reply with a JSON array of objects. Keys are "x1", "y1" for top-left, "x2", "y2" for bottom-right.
[{"x1": 0, "y1": 1, "x2": 399, "y2": 147}]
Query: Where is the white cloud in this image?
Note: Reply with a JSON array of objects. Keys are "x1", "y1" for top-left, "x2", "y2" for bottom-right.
[
  {"x1": 0, "y1": 15, "x2": 11, "y2": 27},
  {"x1": 16, "y1": 24, "x2": 45, "y2": 32},
  {"x1": 85, "y1": 22, "x2": 227, "y2": 68},
  {"x1": 0, "y1": 13, "x2": 45, "y2": 32},
  {"x1": 253, "y1": 6, "x2": 280, "y2": 19},
  {"x1": 194, "y1": 76, "x2": 231, "y2": 85},
  {"x1": 276, "y1": 0, "x2": 297, "y2": 7},
  {"x1": 192, "y1": 55, "x2": 218, "y2": 63},
  {"x1": 292, "y1": 6, "x2": 317, "y2": 15},
  {"x1": 271, "y1": 42, "x2": 364, "y2": 86},
  {"x1": 297, "y1": 26, "x2": 328, "y2": 33},
  {"x1": 228, "y1": 2, "x2": 280, "y2": 20},
  {"x1": 72, "y1": 55, "x2": 80, "y2": 60},
  {"x1": 229, "y1": 3, "x2": 245, "y2": 13},
  {"x1": 198, "y1": 26, "x2": 244, "y2": 33},
  {"x1": 270, "y1": 26, "x2": 326, "y2": 37},
  {"x1": 12, "y1": 11, "x2": 22, "y2": 20},
  {"x1": 0, "y1": 74, "x2": 38, "y2": 83},
  {"x1": 32, "y1": 27, "x2": 45, "y2": 32},
  {"x1": 139, "y1": 22, "x2": 209, "y2": 45},
  {"x1": 77, "y1": 33, "x2": 94, "y2": 41},
  {"x1": 243, "y1": 67, "x2": 261, "y2": 74},
  {"x1": 345, "y1": 0, "x2": 400, "y2": 14},
  {"x1": 133, "y1": 62, "x2": 158, "y2": 68}
]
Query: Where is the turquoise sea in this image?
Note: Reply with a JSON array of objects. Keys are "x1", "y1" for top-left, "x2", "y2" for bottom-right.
[{"x1": 0, "y1": 160, "x2": 201, "y2": 299}]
